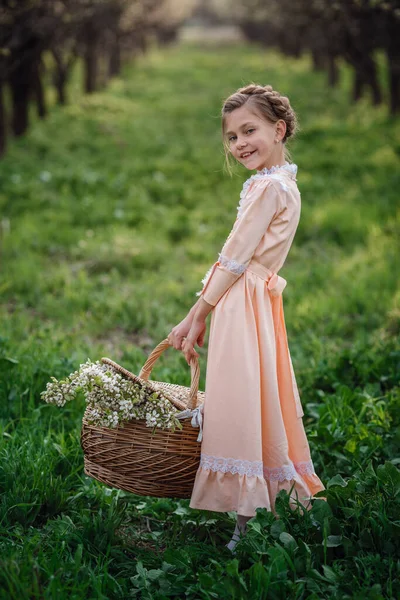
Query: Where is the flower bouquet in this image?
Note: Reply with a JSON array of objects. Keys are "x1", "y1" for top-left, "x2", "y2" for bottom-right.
[{"x1": 41, "y1": 338, "x2": 205, "y2": 499}]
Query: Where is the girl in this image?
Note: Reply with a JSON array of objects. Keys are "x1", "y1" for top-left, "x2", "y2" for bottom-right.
[{"x1": 167, "y1": 84, "x2": 325, "y2": 553}]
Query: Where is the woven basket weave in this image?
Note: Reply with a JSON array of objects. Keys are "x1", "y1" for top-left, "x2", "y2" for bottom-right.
[{"x1": 80, "y1": 338, "x2": 205, "y2": 499}]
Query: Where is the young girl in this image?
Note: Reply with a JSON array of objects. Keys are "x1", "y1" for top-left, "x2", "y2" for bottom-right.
[{"x1": 167, "y1": 83, "x2": 325, "y2": 553}]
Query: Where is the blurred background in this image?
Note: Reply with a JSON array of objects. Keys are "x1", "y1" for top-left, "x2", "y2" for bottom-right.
[
  {"x1": 0, "y1": 1, "x2": 399, "y2": 598},
  {"x1": 0, "y1": 0, "x2": 399, "y2": 157}
]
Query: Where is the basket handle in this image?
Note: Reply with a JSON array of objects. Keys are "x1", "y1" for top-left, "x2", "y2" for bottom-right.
[{"x1": 138, "y1": 338, "x2": 200, "y2": 410}]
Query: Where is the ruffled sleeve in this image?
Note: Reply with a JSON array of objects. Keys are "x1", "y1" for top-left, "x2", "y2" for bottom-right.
[{"x1": 197, "y1": 177, "x2": 286, "y2": 307}]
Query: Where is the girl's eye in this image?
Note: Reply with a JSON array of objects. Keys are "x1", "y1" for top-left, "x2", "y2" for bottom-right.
[{"x1": 228, "y1": 129, "x2": 254, "y2": 142}]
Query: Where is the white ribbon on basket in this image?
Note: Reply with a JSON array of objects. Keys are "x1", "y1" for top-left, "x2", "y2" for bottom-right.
[{"x1": 175, "y1": 404, "x2": 204, "y2": 442}]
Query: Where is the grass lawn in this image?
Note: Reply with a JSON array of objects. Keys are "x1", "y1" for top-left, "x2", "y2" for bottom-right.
[{"x1": 0, "y1": 41, "x2": 399, "y2": 599}]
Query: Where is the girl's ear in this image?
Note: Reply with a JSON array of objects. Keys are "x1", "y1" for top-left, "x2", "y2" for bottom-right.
[{"x1": 276, "y1": 119, "x2": 287, "y2": 141}]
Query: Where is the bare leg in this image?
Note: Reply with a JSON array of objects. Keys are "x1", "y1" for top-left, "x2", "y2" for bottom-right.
[{"x1": 225, "y1": 513, "x2": 251, "y2": 553}]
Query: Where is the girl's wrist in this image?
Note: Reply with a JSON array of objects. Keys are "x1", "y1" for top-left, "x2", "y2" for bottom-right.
[
  {"x1": 185, "y1": 314, "x2": 195, "y2": 329},
  {"x1": 193, "y1": 297, "x2": 212, "y2": 322},
  {"x1": 188, "y1": 297, "x2": 201, "y2": 319}
]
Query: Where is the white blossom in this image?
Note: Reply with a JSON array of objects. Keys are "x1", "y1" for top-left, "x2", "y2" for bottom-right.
[{"x1": 40, "y1": 359, "x2": 183, "y2": 431}]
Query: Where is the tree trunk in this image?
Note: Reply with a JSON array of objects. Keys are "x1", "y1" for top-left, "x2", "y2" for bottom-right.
[
  {"x1": 365, "y1": 55, "x2": 382, "y2": 105},
  {"x1": 52, "y1": 48, "x2": 74, "y2": 106},
  {"x1": 386, "y1": 18, "x2": 400, "y2": 116},
  {"x1": 351, "y1": 55, "x2": 382, "y2": 105},
  {"x1": 84, "y1": 37, "x2": 98, "y2": 93},
  {"x1": 327, "y1": 53, "x2": 339, "y2": 87},
  {"x1": 55, "y1": 68, "x2": 67, "y2": 105},
  {"x1": 0, "y1": 81, "x2": 6, "y2": 158},
  {"x1": 137, "y1": 29, "x2": 148, "y2": 55},
  {"x1": 33, "y1": 60, "x2": 46, "y2": 118},
  {"x1": 292, "y1": 36, "x2": 303, "y2": 59},
  {"x1": 98, "y1": 45, "x2": 109, "y2": 88},
  {"x1": 311, "y1": 48, "x2": 325, "y2": 71},
  {"x1": 352, "y1": 69, "x2": 364, "y2": 102},
  {"x1": 9, "y1": 67, "x2": 31, "y2": 137},
  {"x1": 388, "y1": 54, "x2": 400, "y2": 116},
  {"x1": 109, "y1": 36, "x2": 121, "y2": 77}
]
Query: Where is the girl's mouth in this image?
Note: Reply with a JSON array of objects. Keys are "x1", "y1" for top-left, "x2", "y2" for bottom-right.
[{"x1": 241, "y1": 150, "x2": 256, "y2": 159}]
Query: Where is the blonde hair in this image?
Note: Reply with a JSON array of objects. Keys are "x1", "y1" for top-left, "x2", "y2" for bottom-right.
[{"x1": 221, "y1": 83, "x2": 299, "y2": 176}]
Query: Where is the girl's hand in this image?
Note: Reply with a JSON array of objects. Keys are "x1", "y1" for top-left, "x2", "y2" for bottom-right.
[
  {"x1": 181, "y1": 319, "x2": 207, "y2": 366},
  {"x1": 168, "y1": 315, "x2": 206, "y2": 351},
  {"x1": 167, "y1": 315, "x2": 193, "y2": 350}
]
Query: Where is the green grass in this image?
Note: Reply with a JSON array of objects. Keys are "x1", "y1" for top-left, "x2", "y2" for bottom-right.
[{"x1": 0, "y1": 42, "x2": 399, "y2": 599}]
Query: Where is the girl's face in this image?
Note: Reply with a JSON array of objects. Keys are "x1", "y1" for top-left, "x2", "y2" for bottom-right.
[{"x1": 225, "y1": 104, "x2": 286, "y2": 171}]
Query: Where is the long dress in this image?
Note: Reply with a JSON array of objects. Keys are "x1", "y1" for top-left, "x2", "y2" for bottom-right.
[{"x1": 189, "y1": 161, "x2": 325, "y2": 518}]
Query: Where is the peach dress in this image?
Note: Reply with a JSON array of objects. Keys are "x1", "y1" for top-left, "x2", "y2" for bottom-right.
[{"x1": 189, "y1": 162, "x2": 325, "y2": 518}]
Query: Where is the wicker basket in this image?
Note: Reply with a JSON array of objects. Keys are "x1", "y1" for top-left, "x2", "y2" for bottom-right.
[{"x1": 80, "y1": 338, "x2": 205, "y2": 499}]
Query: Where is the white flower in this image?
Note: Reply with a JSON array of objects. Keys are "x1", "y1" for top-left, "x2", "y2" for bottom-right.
[{"x1": 41, "y1": 360, "x2": 182, "y2": 431}]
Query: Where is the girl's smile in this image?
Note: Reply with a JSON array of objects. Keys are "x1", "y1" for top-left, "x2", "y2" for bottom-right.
[{"x1": 241, "y1": 150, "x2": 256, "y2": 159}]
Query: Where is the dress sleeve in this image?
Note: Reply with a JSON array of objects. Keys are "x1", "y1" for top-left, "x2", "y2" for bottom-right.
[{"x1": 197, "y1": 177, "x2": 285, "y2": 307}]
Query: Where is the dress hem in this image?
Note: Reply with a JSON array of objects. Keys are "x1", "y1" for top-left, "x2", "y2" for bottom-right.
[{"x1": 189, "y1": 466, "x2": 325, "y2": 517}]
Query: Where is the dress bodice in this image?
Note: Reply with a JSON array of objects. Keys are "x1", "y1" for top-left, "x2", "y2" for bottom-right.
[{"x1": 237, "y1": 162, "x2": 298, "y2": 219}]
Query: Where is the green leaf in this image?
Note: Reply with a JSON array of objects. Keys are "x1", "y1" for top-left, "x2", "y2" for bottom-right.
[
  {"x1": 249, "y1": 520, "x2": 262, "y2": 534},
  {"x1": 327, "y1": 474, "x2": 348, "y2": 488},
  {"x1": 3, "y1": 356, "x2": 19, "y2": 364},
  {"x1": 270, "y1": 519, "x2": 286, "y2": 538},
  {"x1": 173, "y1": 505, "x2": 190, "y2": 516},
  {"x1": 136, "y1": 561, "x2": 147, "y2": 578},
  {"x1": 377, "y1": 461, "x2": 400, "y2": 488},
  {"x1": 146, "y1": 569, "x2": 164, "y2": 581},
  {"x1": 326, "y1": 535, "x2": 342, "y2": 547},
  {"x1": 322, "y1": 565, "x2": 338, "y2": 582},
  {"x1": 279, "y1": 532, "x2": 298, "y2": 550},
  {"x1": 226, "y1": 559, "x2": 248, "y2": 590},
  {"x1": 344, "y1": 438, "x2": 357, "y2": 453},
  {"x1": 248, "y1": 561, "x2": 270, "y2": 592},
  {"x1": 74, "y1": 543, "x2": 83, "y2": 568},
  {"x1": 311, "y1": 499, "x2": 333, "y2": 526}
]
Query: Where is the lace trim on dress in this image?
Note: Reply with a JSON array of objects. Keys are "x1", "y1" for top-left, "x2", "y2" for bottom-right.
[
  {"x1": 256, "y1": 162, "x2": 298, "y2": 176},
  {"x1": 263, "y1": 461, "x2": 316, "y2": 481},
  {"x1": 218, "y1": 253, "x2": 246, "y2": 274},
  {"x1": 195, "y1": 263, "x2": 215, "y2": 296},
  {"x1": 237, "y1": 161, "x2": 297, "y2": 219},
  {"x1": 195, "y1": 251, "x2": 247, "y2": 296},
  {"x1": 200, "y1": 454, "x2": 264, "y2": 477},
  {"x1": 294, "y1": 461, "x2": 317, "y2": 477},
  {"x1": 200, "y1": 453, "x2": 316, "y2": 482}
]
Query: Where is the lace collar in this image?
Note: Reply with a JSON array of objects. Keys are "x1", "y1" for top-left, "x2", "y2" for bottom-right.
[
  {"x1": 236, "y1": 161, "x2": 298, "y2": 218},
  {"x1": 256, "y1": 161, "x2": 297, "y2": 177}
]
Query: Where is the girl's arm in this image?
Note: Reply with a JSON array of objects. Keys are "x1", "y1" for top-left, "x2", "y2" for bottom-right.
[
  {"x1": 188, "y1": 296, "x2": 213, "y2": 322},
  {"x1": 198, "y1": 179, "x2": 284, "y2": 307}
]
